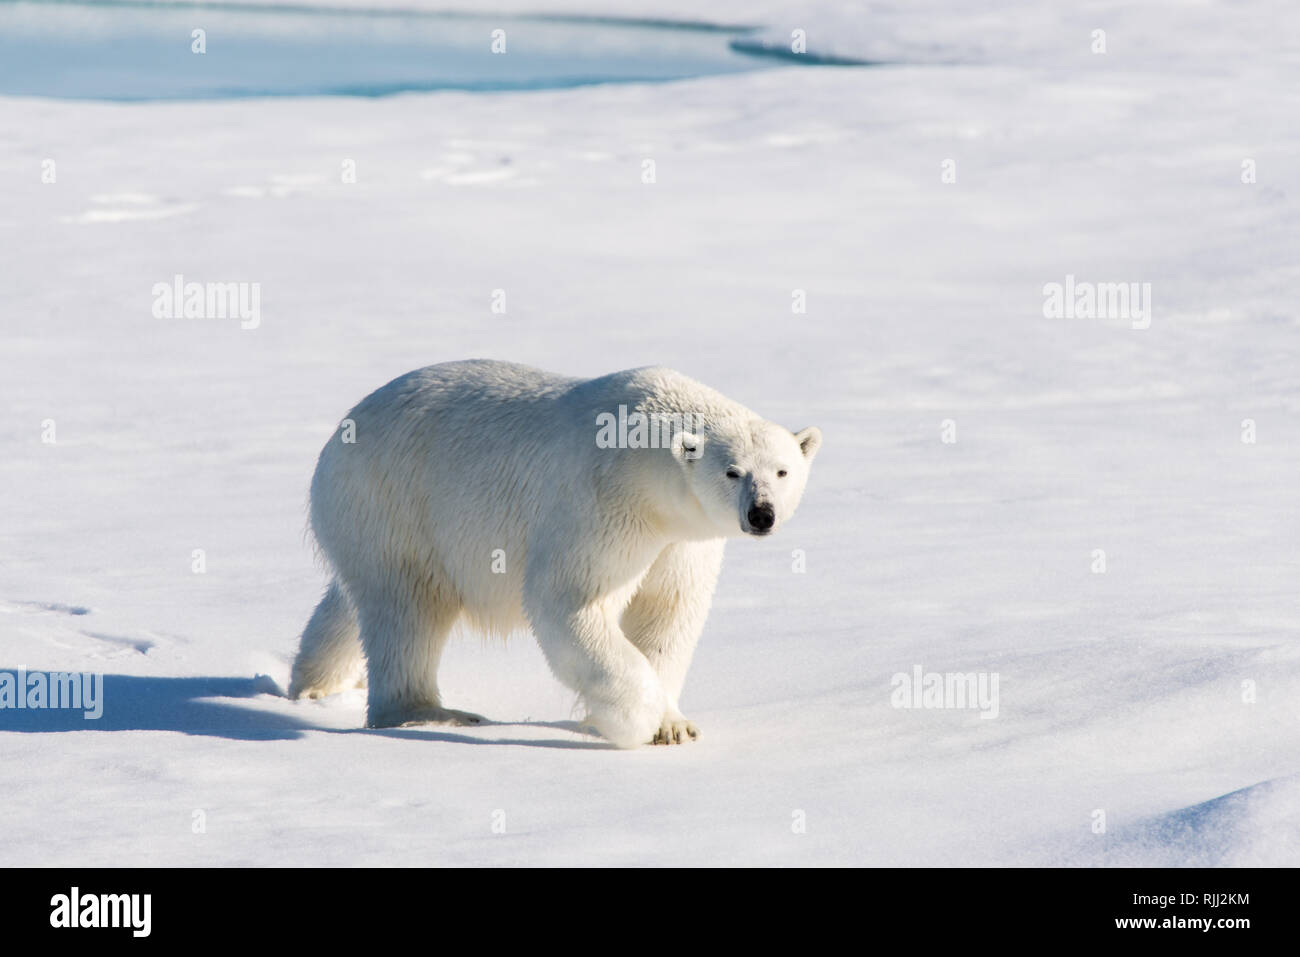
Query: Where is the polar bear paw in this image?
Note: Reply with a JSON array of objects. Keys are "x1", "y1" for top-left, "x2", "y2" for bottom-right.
[
  {"x1": 586, "y1": 697, "x2": 665, "y2": 749},
  {"x1": 367, "y1": 705, "x2": 487, "y2": 729},
  {"x1": 651, "y1": 715, "x2": 700, "y2": 745}
]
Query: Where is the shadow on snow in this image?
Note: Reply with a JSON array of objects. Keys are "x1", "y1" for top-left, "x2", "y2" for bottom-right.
[{"x1": 0, "y1": 672, "x2": 612, "y2": 749}]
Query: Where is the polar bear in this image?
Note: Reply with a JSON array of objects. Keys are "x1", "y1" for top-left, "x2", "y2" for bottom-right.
[{"x1": 288, "y1": 360, "x2": 821, "y2": 748}]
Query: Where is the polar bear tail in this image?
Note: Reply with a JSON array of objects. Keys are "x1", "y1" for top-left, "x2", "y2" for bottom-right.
[{"x1": 288, "y1": 580, "x2": 365, "y2": 700}]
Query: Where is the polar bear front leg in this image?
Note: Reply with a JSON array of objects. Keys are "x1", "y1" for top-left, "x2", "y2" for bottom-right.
[
  {"x1": 622, "y1": 540, "x2": 726, "y2": 745},
  {"x1": 526, "y1": 598, "x2": 667, "y2": 750}
]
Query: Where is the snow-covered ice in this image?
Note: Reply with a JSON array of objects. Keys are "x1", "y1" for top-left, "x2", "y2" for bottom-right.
[{"x1": 1, "y1": 0, "x2": 1298, "y2": 866}]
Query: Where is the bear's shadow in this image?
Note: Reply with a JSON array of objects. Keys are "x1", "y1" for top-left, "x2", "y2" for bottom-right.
[{"x1": 0, "y1": 672, "x2": 614, "y2": 749}]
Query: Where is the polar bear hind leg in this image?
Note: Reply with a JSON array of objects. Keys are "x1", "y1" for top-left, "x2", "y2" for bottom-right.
[
  {"x1": 353, "y1": 576, "x2": 483, "y2": 729},
  {"x1": 289, "y1": 580, "x2": 365, "y2": 700}
]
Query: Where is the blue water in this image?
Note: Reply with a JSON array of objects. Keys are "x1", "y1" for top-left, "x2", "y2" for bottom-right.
[{"x1": 0, "y1": 0, "x2": 773, "y2": 100}]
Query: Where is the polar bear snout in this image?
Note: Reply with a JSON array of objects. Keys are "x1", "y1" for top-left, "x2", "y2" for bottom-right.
[{"x1": 744, "y1": 501, "x2": 776, "y2": 535}]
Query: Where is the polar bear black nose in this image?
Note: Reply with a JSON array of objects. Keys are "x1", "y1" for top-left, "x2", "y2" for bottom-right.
[{"x1": 747, "y1": 503, "x2": 775, "y2": 532}]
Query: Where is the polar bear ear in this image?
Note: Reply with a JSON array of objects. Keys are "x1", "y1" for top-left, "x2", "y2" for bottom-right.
[
  {"x1": 672, "y1": 431, "x2": 703, "y2": 462},
  {"x1": 794, "y1": 426, "x2": 822, "y2": 461}
]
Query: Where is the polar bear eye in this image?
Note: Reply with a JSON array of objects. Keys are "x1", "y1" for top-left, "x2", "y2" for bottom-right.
[
  {"x1": 777, "y1": 470, "x2": 788, "y2": 478},
  {"x1": 725, "y1": 468, "x2": 741, "y2": 479}
]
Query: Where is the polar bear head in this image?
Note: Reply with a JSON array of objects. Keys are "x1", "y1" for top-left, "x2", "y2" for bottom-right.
[{"x1": 673, "y1": 418, "x2": 822, "y2": 538}]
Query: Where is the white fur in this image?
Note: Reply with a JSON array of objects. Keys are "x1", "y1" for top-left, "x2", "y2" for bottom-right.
[{"x1": 288, "y1": 360, "x2": 821, "y2": 748}]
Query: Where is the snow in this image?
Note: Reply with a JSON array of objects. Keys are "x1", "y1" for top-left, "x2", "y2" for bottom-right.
[{"x1": 2, "y1": 0, "x2": 1299, "y2": 866}]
